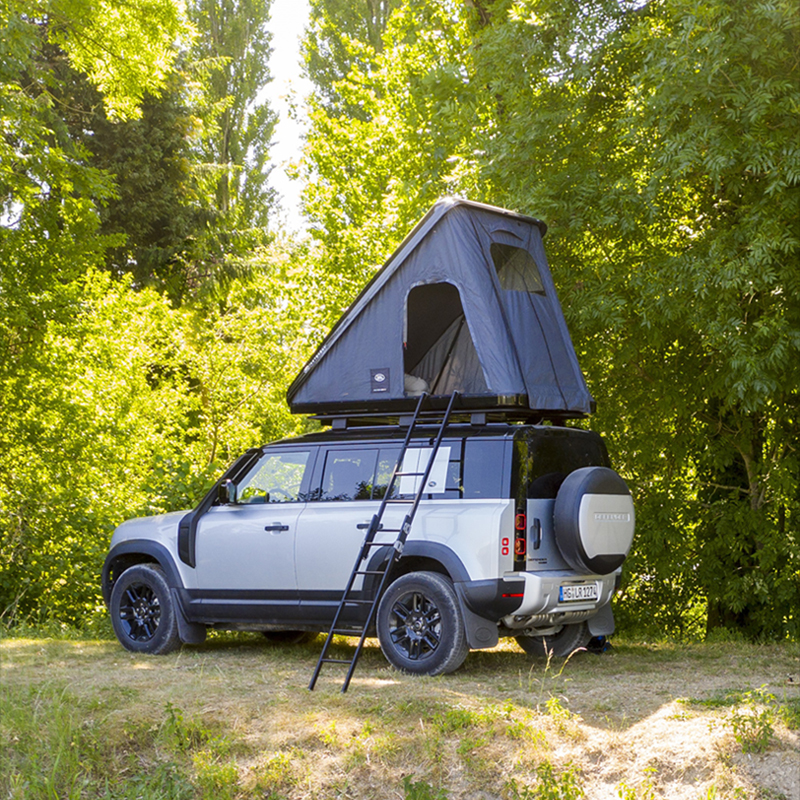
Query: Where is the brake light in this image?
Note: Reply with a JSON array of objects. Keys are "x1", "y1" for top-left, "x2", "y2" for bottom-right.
[{"x1": 515, "y1": 512, "x2": 526, "y2": 530}]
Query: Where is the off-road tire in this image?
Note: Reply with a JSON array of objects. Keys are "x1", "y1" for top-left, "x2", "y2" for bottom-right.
[
  {"x1": 377, "y1": 571, "x2": 469, "y2": 676},
  {"x1": 110, "y1": 564, "x2": 181, "y2": 655},
  {"x1": 516, "y1": 621, "x2": 592, "y2": 659}
]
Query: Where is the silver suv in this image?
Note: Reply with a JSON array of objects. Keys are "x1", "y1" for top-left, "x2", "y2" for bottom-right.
[{"x1": 103, "y1": 420, "x2": 634, "y2": 675}]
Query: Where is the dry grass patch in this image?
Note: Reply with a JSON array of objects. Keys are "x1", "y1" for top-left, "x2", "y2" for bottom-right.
[{"x1": 1, "y1": 632, "x2": 798, "y2": 799}]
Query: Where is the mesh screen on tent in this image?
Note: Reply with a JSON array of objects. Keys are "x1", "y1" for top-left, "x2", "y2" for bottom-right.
[{"x1": 404, "y1": 283, "x2": 488, "y2": 395}]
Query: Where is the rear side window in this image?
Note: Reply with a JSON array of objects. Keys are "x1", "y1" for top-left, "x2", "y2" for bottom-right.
[
  {"x1": 443, "y1": 439, "x2": 506, "y2": 499},
  {"x1": 517, "y1": 431, "x2": 610, "y2": 499},
  {"x1": 391, "y1": 439, "x2": 507, "y2": 500}
]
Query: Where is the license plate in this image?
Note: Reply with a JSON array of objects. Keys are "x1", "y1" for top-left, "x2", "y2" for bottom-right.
[{"x1": 559, "y1": 583, "x2": 598, "y2": 603}]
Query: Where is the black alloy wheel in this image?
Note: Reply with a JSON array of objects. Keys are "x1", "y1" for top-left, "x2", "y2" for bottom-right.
[
  {"x1": 119, "y1": 581, "x2": 161, "y2": 642},
  {"x1": 376, "y1": 571, "x2": 469, "y2": 676},
  {"x1": 389, "y1": 589, "x2": 442, "y2": 661},
  {"x1": 109, "y1": 564, "x2": 181, "y2": 655}
]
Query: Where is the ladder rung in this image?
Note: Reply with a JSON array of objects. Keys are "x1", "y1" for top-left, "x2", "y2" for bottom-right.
[
  {"x1": 385, "y1": 498, "x2": 413, "y2": 504},
  {"x1": 343, "y1": 599, "x2": 373, "y2": 605},
  {"x1": 354, "y1": 569, "x2": 386, "y2": 576},
  {"x1": 321, "y1": 658, "x2": 355, "y2": 665},
  {"x1": 395, "y1": 471, "x2": 425, "y2": 477}
]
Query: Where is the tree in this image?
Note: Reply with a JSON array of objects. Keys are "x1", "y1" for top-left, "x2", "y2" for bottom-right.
[
  {"x1": 189, "y1": 0, "x2": 278, "y2": 235},
  {"x1": 0, "y1": 0, "x2": 190, "y2": 623},
  {"x1": 303, "y1": 0, "x2": 400, "y2": 118},
  {"x1": 299, "y1": 0, "x2": 800, "y2": 639},
  {"x1": 0, "y1": 0, "x2": 187, "y2": 337}
]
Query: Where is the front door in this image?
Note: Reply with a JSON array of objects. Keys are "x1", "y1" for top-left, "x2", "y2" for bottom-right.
[{"x1": 193, "y1": 448, "x2": 314, "y2": 622}]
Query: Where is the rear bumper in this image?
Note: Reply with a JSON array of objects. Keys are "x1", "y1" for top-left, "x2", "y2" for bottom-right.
[
  {"x1": 508, "y1": 570, "x2": 617, "y2": 617},
  {"x1": 456, "y1": 577, "x2": 526, "y2": 620}
]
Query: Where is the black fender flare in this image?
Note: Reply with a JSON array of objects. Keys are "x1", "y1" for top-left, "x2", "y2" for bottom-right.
[
  {"x1": 102, "y1": 540, "x2": 185, "y2": 606},
  {"x1": 364, "y1": 540, "x2": 471, "y2": 587},
  {"x1": 365, "y1": 542, "x2": 501, "y2": 650}
]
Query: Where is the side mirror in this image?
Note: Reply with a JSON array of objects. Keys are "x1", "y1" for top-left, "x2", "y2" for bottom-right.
[{"x1": 217, "y1": 479, "x2": 237, "y2": 504}]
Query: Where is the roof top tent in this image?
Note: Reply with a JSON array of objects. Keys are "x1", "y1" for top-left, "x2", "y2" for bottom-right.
[{"x1": 287, "y1": 198, "x2": 594, "y2": 424}]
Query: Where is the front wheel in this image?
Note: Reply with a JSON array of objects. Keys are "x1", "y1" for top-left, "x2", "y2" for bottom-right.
[
  {"x1": 376, "y1": 571, "x2": 469, "y2": 676},
  {"x1": 516, "y1": 621, "x2": 591, "y2": 659},
  {"x1": 109, "y1": 564, "x2": 181, "y2": 655}
]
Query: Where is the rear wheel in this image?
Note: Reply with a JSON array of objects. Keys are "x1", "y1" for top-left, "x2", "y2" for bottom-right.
[
  {"x1": 516, "y1": 621, "x2": 591, "y2": 659},
  {"x1": 110, "y1": 564, "x2": 181, "y2": 655},
  {"x1": 376, "y1": 571, "x2": 469, "y2": 676}
]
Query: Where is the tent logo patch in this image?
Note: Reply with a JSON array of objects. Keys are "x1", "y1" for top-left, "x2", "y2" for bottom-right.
[{"x1": 370, "y1": 369, "x2": 390, "y2": 393}]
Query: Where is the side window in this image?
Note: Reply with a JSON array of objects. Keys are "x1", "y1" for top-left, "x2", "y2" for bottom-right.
[
  {"x1": 378, "y1": 440, "x2": 506, "y2": 500},
  {"x1": 374, "y1": 447, "x2": 401, "y2": 499},
  {"x1": 431, "y1": 439, "x2": 505, "y2": 499},
  {"x1": 320, "y1": 449, "x2": 379, "y2": 501},
  {"x1": 462, "y1": 439, "x2": 506, "y2": 498},
  {"x1": 490, "y1": 243, "x2": 545, "y2": 295},
  {"x1": 237, "y1": 450, "x2": 311, "y2": 504}
]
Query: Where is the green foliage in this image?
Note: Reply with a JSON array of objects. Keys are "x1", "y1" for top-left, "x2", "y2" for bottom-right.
[
  {"x1": 725, "y1": 687, "x2": 776, "y2": 754},
  {"x1": 402, "y1": 775, "x2": 449, "y2": 800},
  {"x1": 778, "y1": 697, "x2": 800, "y2": 731},
  {"x1": 189, "y1": 0, "x2": 278, "y2": 233},
  {"x1": 300, "y1": 0, "x2": 800, "y2": 641},
  {"x1": 303, "y1": 0, "x2": 401, "y2": 118},
  {"x1": 67, "y1": 69, "x2": 218, "y2": 302},
  {"x1": 0, "y1": 683, "x2": 191, "y2": 800},
  {"x1": 0, "y1": 242, "x2": 317, "y2": 624},
  {"x1": 504, "y1": 761, "x2": 585, "y2": 800},
  {"x1": 33, "y1": 0, "x2": 188, "y2": 120}
]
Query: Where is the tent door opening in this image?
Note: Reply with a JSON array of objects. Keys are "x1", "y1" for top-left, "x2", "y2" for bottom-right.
[{"x1": 404, "y1": 282, "x2": 488, "y2": 397}]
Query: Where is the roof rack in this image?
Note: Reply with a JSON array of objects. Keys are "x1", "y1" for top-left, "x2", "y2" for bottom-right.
[{"x1": 309, "y1": 407, "x2": 577, "y2": 430}]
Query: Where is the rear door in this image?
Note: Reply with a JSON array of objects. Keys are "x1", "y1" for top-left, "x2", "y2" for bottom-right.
[{"x1": 295, "y1": 444, "x2": 404, "y2": 623}]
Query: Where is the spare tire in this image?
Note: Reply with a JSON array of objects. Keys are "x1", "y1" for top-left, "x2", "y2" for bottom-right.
[{"x1": 553, "y1": 467, "x2": 634, "y2": 574}]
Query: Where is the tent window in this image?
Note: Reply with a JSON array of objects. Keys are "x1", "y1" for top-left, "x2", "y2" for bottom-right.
[
  {"x1": 491, "y1": 243, "x2": 545, "y2": 294},
  {"x1": 404, "y1": 283, "x2": 488, "y2": 396}
]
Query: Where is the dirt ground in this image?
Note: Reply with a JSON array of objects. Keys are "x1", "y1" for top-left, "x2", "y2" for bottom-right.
[{"x1": 1, "y1": 635, "x2": 798, "y2": 799}]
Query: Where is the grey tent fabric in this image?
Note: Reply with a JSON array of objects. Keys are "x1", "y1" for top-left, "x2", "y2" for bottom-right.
[{"x1": 287, "y1": 198, "x2": 594, "y2": 417}]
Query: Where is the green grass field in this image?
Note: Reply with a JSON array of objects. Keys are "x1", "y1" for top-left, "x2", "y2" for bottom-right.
[{"x1": 1, "y1": 632, "x2": 798, "y2": 799}]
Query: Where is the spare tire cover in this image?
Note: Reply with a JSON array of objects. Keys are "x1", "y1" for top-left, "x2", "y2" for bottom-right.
[{"x1": 554, "y1": 467, "x2": 635, "y2": 574}]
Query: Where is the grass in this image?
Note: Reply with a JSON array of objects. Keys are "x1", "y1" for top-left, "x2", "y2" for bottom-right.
[{"x1": 0, "y1": 631, "x2": 798, "y2": 799}]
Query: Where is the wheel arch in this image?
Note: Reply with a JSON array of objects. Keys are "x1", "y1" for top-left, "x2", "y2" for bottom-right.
[
  {"x1": 363, "y1": 541, "x2": 470, "y2": 598},
  {"x1": 394, "y1": 541, "x2": 470, "y2": 583},
  {"x1": 102, "y1": 540, "x2": 184, "y2": 606}
]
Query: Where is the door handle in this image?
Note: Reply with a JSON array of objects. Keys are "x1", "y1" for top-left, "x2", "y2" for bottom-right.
[
  {"x1": 265, "y1": 523, "x2": 289, "y2": 532},
  {"x1": 356, "y1": 522, "x2": 384, "y2": 530}
]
